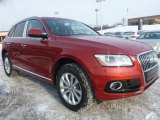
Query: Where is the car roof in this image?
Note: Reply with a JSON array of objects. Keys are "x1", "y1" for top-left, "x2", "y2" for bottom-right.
[
  {"x1": 13, "y1": 16, "x2": 75, "y2": 27},
  {"x1": 145, "y1": 30, "x2": 160, "y2": 33}
]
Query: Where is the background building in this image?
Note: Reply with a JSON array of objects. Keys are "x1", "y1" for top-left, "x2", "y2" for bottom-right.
[
  {"x1": 0, "y1": 31, "x2": 8, "y2": 42},
  {"x1": 128, "y1": 15, "x2": 160, "y2": 25}
]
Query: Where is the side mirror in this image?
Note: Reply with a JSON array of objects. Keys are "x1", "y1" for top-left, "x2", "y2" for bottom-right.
[{"x1": 27, "y1": 28, "x2": 48, "y2": 39}]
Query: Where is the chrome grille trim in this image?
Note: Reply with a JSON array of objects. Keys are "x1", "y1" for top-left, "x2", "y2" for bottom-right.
[
  {"x1": 137, "y1": 50, "x2": 159, "y2": 83},
  {"x1": 138, "y1": 50, "x2": 158, "y2": 72}
]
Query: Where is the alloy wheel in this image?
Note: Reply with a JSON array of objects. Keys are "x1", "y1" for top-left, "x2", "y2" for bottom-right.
[
  {"x1": 4, "y1": 57, "x2": 11, "y2": 74},
  {"x1": 59, "y1": 73, "x2": 82, "y2": 105}
]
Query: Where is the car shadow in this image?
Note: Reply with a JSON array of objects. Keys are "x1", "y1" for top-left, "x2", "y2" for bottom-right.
[{"x1": 17, "y1": 72, "x2": 62, "y2": 104}]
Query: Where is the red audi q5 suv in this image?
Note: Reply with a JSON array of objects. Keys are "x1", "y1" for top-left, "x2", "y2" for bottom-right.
[{"x1": 1, "y1": 17, "x2": 159, "y2": 111}]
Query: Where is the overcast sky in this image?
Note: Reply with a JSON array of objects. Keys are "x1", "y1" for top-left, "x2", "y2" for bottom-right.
[{"x1": 0, "y1": 0, "x2": 160, "y2": 31}]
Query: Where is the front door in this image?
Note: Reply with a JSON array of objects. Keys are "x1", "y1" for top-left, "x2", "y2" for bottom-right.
[{"x1": 20, "y1": 19, "x2": 53, "y2": 80}]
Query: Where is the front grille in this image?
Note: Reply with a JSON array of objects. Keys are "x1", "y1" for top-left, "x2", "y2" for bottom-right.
[
  {"x1": 144, "y1": 65, "x2": 158, "y2": 83},
  {"x1": 138, "y1": 51, "x2": 159, "y2": 83}
]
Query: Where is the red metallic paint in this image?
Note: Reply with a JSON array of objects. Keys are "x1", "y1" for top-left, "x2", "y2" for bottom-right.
[{"x1": 2, "y1": 17, "x2": 158, "y2": 101}]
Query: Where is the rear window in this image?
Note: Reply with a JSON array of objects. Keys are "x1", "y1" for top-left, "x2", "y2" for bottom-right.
[
  {"x1": 115, "y1": 32, "x2": 123, "y2": 35},
  {"x1": 13, "y1": 21, "x2": 26, "y2": 37},
  {"x1": 138, "y1": 32, "x2": 160, "y2": 39},
  {"x1": 124, "y1": 32, "x2": 135, "y2": 36}
]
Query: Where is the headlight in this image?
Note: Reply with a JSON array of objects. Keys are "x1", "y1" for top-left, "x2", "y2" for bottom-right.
[
  {"x1": 95, "y1": 54, "x2": 133, "y2": 67},
  {"x1": 153, "y1": 43, "x2": 160, "y2": 54}
]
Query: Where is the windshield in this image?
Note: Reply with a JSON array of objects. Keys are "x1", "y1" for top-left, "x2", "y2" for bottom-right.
[
  {"x1": 44, "y1": 18, "x2": 99, "y2": 36},
  {"x1": 138, "y1": 32, "x2": 160, "y2": 39},
  {"x1": 124, "y1": 32, "x2": 135, "y2": 36}
]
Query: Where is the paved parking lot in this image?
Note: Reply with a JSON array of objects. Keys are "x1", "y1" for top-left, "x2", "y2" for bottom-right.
[{"x1": 0, "y1": 44, "x2": 160, "y2": 120}]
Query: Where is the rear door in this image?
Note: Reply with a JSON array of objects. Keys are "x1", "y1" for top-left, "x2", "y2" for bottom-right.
[
  {"x1": 20, "y1": 19, "x2": 53, "y2": 80},
  {"x1": 7, "y1": 21, "x2": 26, "y2": 67}
]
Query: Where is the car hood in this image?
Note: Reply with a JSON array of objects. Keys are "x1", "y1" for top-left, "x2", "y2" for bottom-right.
[
  {"x1": 68, "y1": 36, "x2": 152, "y2": 56},
  {"x1": 136, "y1": 39, "x2": 160, "y2": 53}
]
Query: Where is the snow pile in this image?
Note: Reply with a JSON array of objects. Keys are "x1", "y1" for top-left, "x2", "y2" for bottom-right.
[
  {"x1": 145, "y1": 112, "x2": 156, "y2": 120},
  {"x1": 0, "y1": 81, "x2": 11, "y2": 97},
  {"x1": 100, "y1": 24, "x2": 160, "y2": 34},
  {"x1": 35, "y1": 104, "x2": 48, "y2": 112}
]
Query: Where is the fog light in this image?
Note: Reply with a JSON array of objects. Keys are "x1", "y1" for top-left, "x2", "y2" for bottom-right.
[{"x1": 110, "y1": 81, "x2": 123, "y2": 91}]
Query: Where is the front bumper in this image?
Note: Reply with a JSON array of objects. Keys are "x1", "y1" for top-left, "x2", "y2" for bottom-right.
[{"x1": 88, "y1": 56, "x2": 159, "y2": 101}]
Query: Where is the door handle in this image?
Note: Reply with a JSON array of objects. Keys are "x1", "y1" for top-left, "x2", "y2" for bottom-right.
[{"x1": 21, "y1": 44, "x2": 27, "y2": 47}]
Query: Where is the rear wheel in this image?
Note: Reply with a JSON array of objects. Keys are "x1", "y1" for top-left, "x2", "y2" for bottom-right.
[
  {"x1": 3, "y1": 54, "x2": 12, "y2": 76},
  {"x1": 56, "y1": 63, "x2": 94, "y2": 111},
  {"x1": 3, "y1": 53, "x2": 18, "y2": 77}
]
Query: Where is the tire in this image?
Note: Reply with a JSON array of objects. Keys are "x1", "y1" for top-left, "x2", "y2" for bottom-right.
[
  {"x1": 3, "y1": 53, "x2": 18, "y2": 77},
  {"x1": 56, "y1": 63, "x2": 94, "y2": 111}
]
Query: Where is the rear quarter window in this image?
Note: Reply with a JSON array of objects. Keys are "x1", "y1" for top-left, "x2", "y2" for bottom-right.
[{"x1": 8, "y1": 27, "x2": 15, "y2": 37}]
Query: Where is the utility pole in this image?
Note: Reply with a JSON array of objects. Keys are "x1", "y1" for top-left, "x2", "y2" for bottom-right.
[
  {"x1": 95, "y1": 8, "x2": 99, "y2": 28},
  {"x1": 127, "y1": 8, "x2": 129, "y2": 26},
  {"x1": 96, "y1": 0, "x2": 105, "y2": 34}
]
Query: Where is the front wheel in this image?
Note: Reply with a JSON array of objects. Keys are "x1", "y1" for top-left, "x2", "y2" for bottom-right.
[{"x1": 56, "y1": 63, "x2": 94, "y2": 111}]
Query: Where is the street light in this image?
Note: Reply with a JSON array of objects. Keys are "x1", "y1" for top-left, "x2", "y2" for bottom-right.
[
  {"x1": 96, "y1": 0, "x2": 105, "y2": 34},
  {"x1": 95, "y1": 8, "x2": 99, "y2": 28}
]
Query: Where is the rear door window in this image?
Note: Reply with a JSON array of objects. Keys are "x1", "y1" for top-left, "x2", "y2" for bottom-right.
[{"x1": 13, "y1": 22, "x2": 26, "y2": 37}]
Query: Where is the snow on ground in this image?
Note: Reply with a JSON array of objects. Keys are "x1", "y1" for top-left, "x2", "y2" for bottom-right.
[
  {"x1": 100, "y1": 24, "x2": 160, "y2": 34},
  {"x1": 0, "y1": 44, "x2": 160, "y2": 120},
  {"x1": 0, "y1": 82, "x2": 11, "y2": 96}
]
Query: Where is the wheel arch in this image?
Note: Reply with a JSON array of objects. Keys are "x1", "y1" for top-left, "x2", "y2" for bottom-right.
[
  {"x1": 52, "y1": 56, "x2": 95, "y2": 96},
  {"x1": 1, "y1": 49, "x2": 8, "y2": 60},
  {"x1": 53, "y1": 56, "x2": 88, "y2": 82}
]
